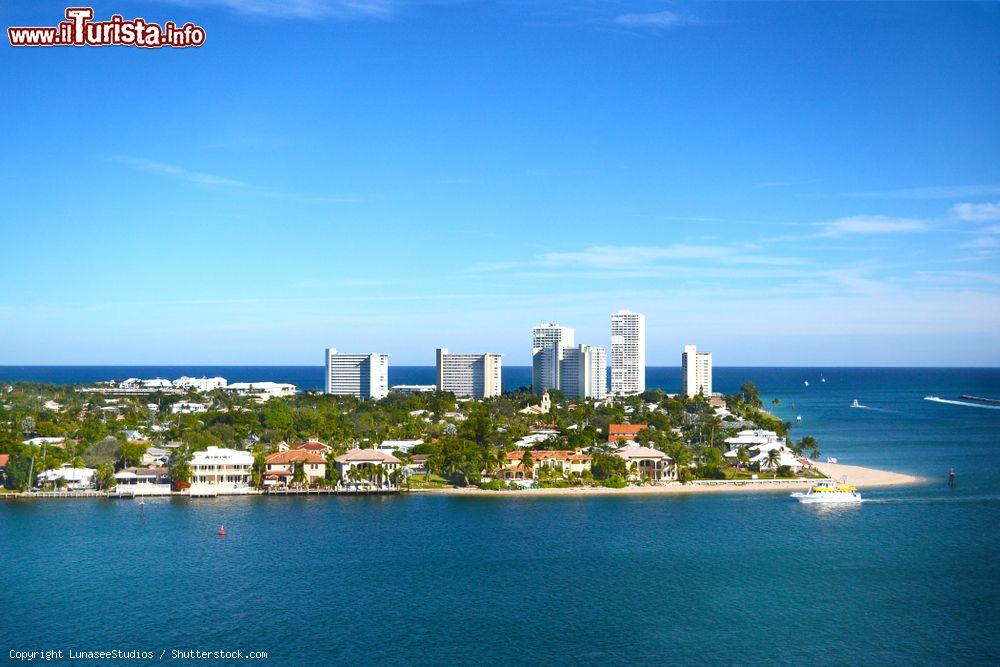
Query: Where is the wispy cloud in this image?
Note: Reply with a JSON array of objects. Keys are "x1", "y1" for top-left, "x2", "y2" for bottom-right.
[
  {"x1": 113, "y1": 156, "x2": 248, "y2": 188},
  {"x1": 161, "y1": 0, "x2": 396, "y2": 20},
  {"x1": 850, "y1": 184, "x2": 1000, "y2": 199},
  {"x1": 960, "y1": 236, "x2": 1000, "y2": 250},
  {"x1": 817, "y1": 215, "x2": 928, "y2": 237},
  {"x1": 111, "y1": 156, "x2": 361, "y2": 203},
  {"x1": 952, "y1": 201, "x2": 1000, "y2": 222},
  {"x1": 610, "y1": 10, "x2": 698, "y2": 30}
]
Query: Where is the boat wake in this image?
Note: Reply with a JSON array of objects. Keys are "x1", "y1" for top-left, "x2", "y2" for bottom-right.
[
  {"x1": 862, "y1": 495, "x2": 1000, "y2": 505},
  {"x1": 924, "y1": 396, "x2": 1000, "y2": 410}
]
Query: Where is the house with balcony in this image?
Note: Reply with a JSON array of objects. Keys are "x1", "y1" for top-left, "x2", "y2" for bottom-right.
[{"x1": 188, "y1": 446, "x2": 254, "y2": 495}]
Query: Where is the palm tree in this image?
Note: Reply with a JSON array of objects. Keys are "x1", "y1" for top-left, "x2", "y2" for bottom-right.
[
  {"x1": 766, "y1": 448, "x2": 781, "y2": 478},
  {"x1": 292, "y1": 460, "x2": 306, "y2": 487},
  {"x1": 736, "y1": 445, "x2": 750, "y2": 470}
]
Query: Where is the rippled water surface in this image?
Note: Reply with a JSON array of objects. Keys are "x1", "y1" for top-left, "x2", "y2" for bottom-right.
[{"x1": 1, "y1": 368, "x2": 998, "y2": 665}]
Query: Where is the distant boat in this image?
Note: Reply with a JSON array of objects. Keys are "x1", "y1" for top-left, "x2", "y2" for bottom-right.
[
  {"x1": 796, "y1": 415, "x2": 802, "y2": 421},
  {"x1": 804, "y1": 381, "x2": 810, "y2": 387},
  {"x1": 851, "y1": 399, "x2": 861, "y2": 408},
  {"x1": 821, "y1": 377, "x2": 827, "y2": 383},
  {"x1": 827, "y1": 457, "x2": 839, "y2": 464}
]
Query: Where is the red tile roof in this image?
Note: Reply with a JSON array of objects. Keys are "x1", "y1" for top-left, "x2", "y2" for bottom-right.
[
  {"x1": 288, "y1": 441, "x2": 330, "y2": 452},
  {"x1": 608, "y1": 424, "x2": 648, "y2": 442},
  {"x1": 0, "y1": 454, "x2": 9, "y2": 467},
  {"x1": 266, "y1": 450, "x2": 326, "y2": 464}
]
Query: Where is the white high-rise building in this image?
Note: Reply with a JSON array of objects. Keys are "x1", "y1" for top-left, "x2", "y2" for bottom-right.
[
  {"x1": 436, "y1": 348, "x2": 502, "y2": 399},
  {"x1": 324, "y1": 348, "x2": 389, "y2": 400},
  {"x1": 559, "y1": 344, "x2": 607, "y2": 400},
  {"x1": 610, "y1": 310, "x2": 646, "y2": 395},
  {"x1": 532, "y1": 323, "x2": 574, "y2": 395},
  {"x1": 682, "y1": 344, "x2": 713, "y2": 397}
]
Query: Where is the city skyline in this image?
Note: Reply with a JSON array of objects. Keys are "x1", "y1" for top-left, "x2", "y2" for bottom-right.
[{"x1": 2, "y1": 1, "x2": 999, "y2": 366}]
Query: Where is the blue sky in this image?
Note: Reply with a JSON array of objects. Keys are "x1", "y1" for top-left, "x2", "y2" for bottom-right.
[{"x1": 2, "y1": 1, "x2": 999, "y2": 366}]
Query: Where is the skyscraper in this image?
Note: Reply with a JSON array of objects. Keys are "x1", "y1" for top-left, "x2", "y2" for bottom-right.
[
  {"x1": 324, "y1": 348, "x2": 389, "y2": 400},
  {"x1": 531, "y1": 323, "x2": 574, "y2": 394},
  {"x1": 436, "y1": 348, "x2": 502, "y2": 399},
  {"x1": 682, "y1": 344, "x2": 713, "y2": 397},
  {"x1": 559, "y1": 344, "x2": 608, "y2": 400},
  {"x1": 610, "y1": 310, "x2": 645, "y2": 395}
]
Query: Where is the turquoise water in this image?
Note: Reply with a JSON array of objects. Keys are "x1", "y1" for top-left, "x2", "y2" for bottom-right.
[{"x1": 2, "y1": 368, "x2": 999, "y2": 665}]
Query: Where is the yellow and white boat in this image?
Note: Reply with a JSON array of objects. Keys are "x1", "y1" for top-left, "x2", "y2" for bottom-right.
[{"x1": 791, "y1": 480, "x2": 862, "y2": 504}]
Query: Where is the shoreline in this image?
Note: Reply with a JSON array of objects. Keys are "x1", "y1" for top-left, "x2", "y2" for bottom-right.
[
  {"x1": 410, "y1": 462, "x2": 924, "y2": 497},
  {"x1": 0, "y1": 463, "x2": 924, "y2": 501}
]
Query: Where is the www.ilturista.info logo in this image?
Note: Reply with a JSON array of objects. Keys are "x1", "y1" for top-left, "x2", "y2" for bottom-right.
[{"x1": 8, "y1": 7, "x2": 206, "y2": 48}]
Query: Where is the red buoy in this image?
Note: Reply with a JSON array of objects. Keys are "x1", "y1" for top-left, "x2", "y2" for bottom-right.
[{"x1": 218, "y1": 525, "x2": 227, "y2": 537}]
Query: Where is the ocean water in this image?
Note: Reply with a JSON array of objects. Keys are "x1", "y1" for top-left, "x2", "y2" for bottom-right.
[{"x1": 1, "y1": 368, "x2": 999, "y2": 665}]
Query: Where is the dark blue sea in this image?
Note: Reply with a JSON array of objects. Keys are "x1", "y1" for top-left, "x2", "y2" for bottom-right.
[{"x1": 1, "y1": 367, "x2": 999, "y2": 665}]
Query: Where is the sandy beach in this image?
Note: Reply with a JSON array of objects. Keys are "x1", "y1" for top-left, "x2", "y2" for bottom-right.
[{"x1": 410, "y1": 462, "x2": 923, "y2": 497}]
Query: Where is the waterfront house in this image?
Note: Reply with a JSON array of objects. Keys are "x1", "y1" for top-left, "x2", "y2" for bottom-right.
[
  {"x1": 494, "y1": 450, "x2": 592, "y2": 480},
  {"x1": 265, "y1": 449, "x2": 326, "y2": 486},
  {"x1": 0, "y1": 454, "x2": 9, "y2": 485},
  {"x1": 614, "y1": 444, "x2": 675, "y2": 483},
  {"x1": 189, "y1": 446, "x2": 254, "y2": 494},
  {"x1": 113, "y1": 467, "x2": 171, "y2": 496},
  {"x1": 36, "y1": 464, "x2": 96, "y2": 490},
  {"x1": 607, "y1": 424, "x2": 648, "y2": 445},
  {"x1": 723, "y1": 435, "x2": 805, "y2": 472},
  {"x1": 334, "y1": 448, "x2": 402, "y2": 489}
]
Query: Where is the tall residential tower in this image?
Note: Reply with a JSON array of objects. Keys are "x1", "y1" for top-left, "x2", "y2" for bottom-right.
[
  {"x1": 436, "y1": 348, "x2": 502, "y2": 399},
  {"x1": 682, "y1": 344, "x2": 713, "y2": 397},
  {"x1": 559, "y1": 344, "x2": 608, "y2": 400},
  {"x1": 324, "y1": 348, "x2": 390, "y2": 400},
  {"x1": 531, "y1": 323, "x2": 574, "y2": 394},
  {"x1": 610, "y1": 310, "x2": 645, "y2": 395}
]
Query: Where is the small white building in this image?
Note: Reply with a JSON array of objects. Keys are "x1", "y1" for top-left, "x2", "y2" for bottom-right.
[
  {"x1": 378, "y1": 439, "x2": 424, "y2": 454},
  {"x1": 224, "y1": 382, "x2": 297, "y2": 402},
  {"x1": 391, "y1": 385, "x2": 437, "y2": 394},
  {"x1": 113, "y1": 467, "x2": 171, "y2": 496},
  {"x1": 171, "y1": 401, "x2": 207, "y2": 414},
  {"x1": 189, "y1": 446, "x2": 254, "y2": 494},
  {"x1": 36, "y1": 464, "x2": 95, "y2": 490},
  {"x1": 141, "y1": 446, "x2": 170, "y2": 466},
  {"x1": 22, "y1": 436, "x2": 66, "y2": 448},
  {"x1": 173, "y1": 376, "x2": 228, "y2": 392}
]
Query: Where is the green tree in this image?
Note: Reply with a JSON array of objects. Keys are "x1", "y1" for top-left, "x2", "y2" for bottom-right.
[
  {"x1": 766, "y1": 448, "x2": 781, "y2": 478},
  {"x1": 95, "y1": 463, "x2": 116, "y2": 490},
  {"x1": 292, "y1": 460, "x2": 306, "y2": 486}
]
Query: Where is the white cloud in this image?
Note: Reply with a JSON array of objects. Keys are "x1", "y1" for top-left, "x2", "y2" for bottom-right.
[
  {"x1": 611, "y1": 10, "x2": 698, "y2": 29},
  {"x1": 162, "y1": 0, "x2": 395, "y2": 20},
  {"x1": 952, "y1": 201, "x2": 1000, "y2": 222},
  {"x1": 817, "y1": 215, "x2": 928, "y2": 237},
  {"x1": 536, "y1": 244, "x2": 801, "y2": 270}
]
